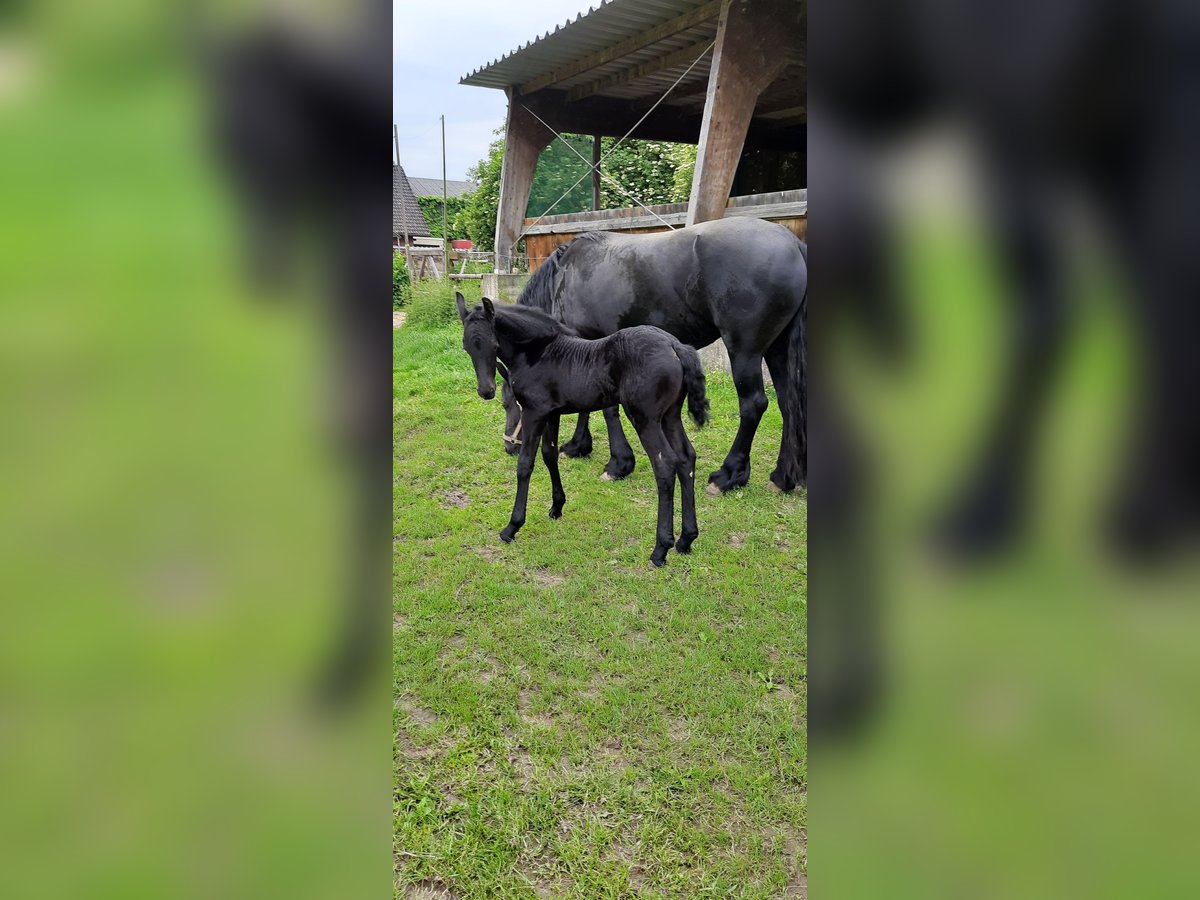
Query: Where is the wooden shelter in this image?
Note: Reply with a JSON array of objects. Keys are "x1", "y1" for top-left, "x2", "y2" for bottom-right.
[{"x1": 460, "y1": 0, "x2": 805, "y2": 271}]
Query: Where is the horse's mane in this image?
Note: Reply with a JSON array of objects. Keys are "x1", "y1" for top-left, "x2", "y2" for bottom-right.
[{"x1": 516, "y1": 232, "x2": 613, "y2": 312}]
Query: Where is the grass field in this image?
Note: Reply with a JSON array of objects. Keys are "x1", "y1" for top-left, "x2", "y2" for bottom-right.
[{"x1": 393, "y1": 285, "x2": 807, "y2": 898}]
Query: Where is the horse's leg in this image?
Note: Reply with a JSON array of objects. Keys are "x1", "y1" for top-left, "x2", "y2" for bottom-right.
[
  {"x1": 708, "y1": 352, "x2": 769, "y2": 493},
  {"x1": 559, "y1": 413, "x2": 593, "y2": 459},
  {"x1": 540, "y1": 414, "x2": 567, "y2": 519},
  {"x1": 632, "y1": 418, "x2": 678, "y2": 566},
  {"x1": 600, "y1": 405, "x2": 637, "y2": 481},
  {"x1": 933, "y1": 162, "x2": 1068, "y2": 560},
  {"x1": 500, "y1": 414, "x2": 547, "y2": 543},
  {"x1": 665, "y1": 407, "x2": 699, "y2": 553}
]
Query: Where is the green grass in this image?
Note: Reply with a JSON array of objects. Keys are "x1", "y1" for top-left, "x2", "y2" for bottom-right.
[{"x1": 393, "y1": 304, "x2": 807, "y2": 898}]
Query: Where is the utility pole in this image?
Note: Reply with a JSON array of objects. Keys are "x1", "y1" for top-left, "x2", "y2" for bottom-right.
[
  {"x1": 441, "y1": 114, "x2": 449, "y2": 281},
  {"x1": 394, "y1": 124, "x2": 410, "y2": 271}
]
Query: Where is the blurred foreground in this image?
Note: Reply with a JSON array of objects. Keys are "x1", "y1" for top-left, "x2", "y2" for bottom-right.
[
  {"x1": 0, "y1": 1, "x2": 388, "y2": 897},
  {"x1": 811, "y1": 0, "x2": 1200, "y2": 896}
]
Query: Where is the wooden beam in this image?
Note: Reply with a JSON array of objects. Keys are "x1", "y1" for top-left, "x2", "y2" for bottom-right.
[
  {"x1": 521, "y1": 89, "x2": 705, "y2": 144},
  {"x1": 566, "y1": 38, "x2": 714, "y2": 103},
  {"x1": 494, "y1": 91, "x2": 554, "y2": 272},
  {"x1": 687, "y1": 0, "x2": 802, "y2": 226},
  {"x1": 756, "y1": 104, "x2": 806, "y2": 120},
  {"x1": 520, "y1": 0, "x2": 722, "y2": 94}
]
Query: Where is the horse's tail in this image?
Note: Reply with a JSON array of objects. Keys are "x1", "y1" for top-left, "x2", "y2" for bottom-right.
[
  {"x1": 674, "y1": 340, "x2": 710, "y2": 428},
  {"x1": 779, "y1": 282, "x2": 808, "y2": 489}
]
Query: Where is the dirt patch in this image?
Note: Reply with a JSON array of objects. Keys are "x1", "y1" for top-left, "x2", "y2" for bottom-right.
[
  {"x1": 405, "y1": 879, "x2": 456, "y2": 900},
  {"x1": 729, "y1": 532, "x2": 746, "y2": 549},
  {"x1": 475, "y1": 544, "x2": 505, "y2": 563},
  {"x1": 531, "y1": 568, "x2": 566, "y2": 588},
  {"x1": 666, "y1": 717, "x2": 690, "y2": 745},
  {"x1": 436, "y1": 489, "x2": 470, "y2": 509},
  {"x1": 529, "y1": 875, "x2": 571, "y2": 898},
  {"x1": 475, "y1": 654, "x2": 502, "y2": 684},
  {"x1": 598, "y1": 735, "x2": 629, "y2": 770},
  {"x1": 393, "y1": 613, "x2": 409, "y2": 630},
  {"x1": 509, "y1": 746, "x2": 537, "y2": 790},
  {"x1": 786, "y1": 874, "x2": 808, "y2": 899},
  {"x1": 393, "y1": 311, "x2": 407, "y2": 329},
  {"x1": 786, "y1": 829, "x2": 807, "y2": 898},
  {"x1": 397, "y1": 697, "x2": 438, "y2": 726},
  {"x1": 518, "y1": 689, "x2": 556, "y2": 728}
]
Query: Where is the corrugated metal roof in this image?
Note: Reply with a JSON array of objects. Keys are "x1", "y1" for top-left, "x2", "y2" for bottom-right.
[
  {"x1": 407, "y1": 177, "x2": 476, "y2": 198},
  {"x1": 459, "y1": 0, "x2": 718, "y2": 94}
]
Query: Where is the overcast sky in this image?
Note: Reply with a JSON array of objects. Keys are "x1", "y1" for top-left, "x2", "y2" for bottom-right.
[{"x1": 393, "y1": 1, "x2": 598, "y2": 182}]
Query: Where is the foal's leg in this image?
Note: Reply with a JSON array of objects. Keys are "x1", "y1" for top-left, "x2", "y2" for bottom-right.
[
  {"x1": 559, "y1": 413, "x2": 593, "y2": 459},
  {"x1": 665, "y1": 407, "x2": 699, "y2": 553},
  {"x1": 500, "y1": 415, "x2": 547, "y2": 543},
  {"x1": 633, "y1": 420, "x2": 679, "y2": 567},
  {"x1": 540, "y1": 414, "x2": 566, "y2": 519},
  {"x1": 600, "y1": 405, "x2": 637, "y2": 481},
  {"x1": 709, "y1": 352, "x2": 769, "y2": 493}
]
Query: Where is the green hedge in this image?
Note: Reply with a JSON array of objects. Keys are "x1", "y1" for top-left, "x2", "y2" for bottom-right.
[{"x1": 392, "y1": 253, "x2": 411, "y2": 308}]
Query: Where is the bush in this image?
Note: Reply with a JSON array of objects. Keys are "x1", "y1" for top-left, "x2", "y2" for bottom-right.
[
  {"x1": 405, "y1": 282, "x2": 460, "y2": 329},
  {"x1": 393, "y1": 253, "x2": 411, "y2": 308}
]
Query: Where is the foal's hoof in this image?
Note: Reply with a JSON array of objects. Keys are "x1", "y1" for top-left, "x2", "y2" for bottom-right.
[
  {"x1": 705, "y1": 482, "x2": 723, "y2": 497},
  {"x1": 766, "y1": 479, "x2": 783, "y2": 493},
  {"x1": 650, "y1": 555, "x2": 668, "y2": 568},
  {"x1": 548, "y1": 507, "x2": 562, "y2": 520},
  {"x1": 675, "y1": 535, "x2": 696, "y2": 554},
  {"x1": 499, "y1": 528, "x2": 516, "y2": 544},
  {"x1": 600, "y1": 471, "x2": 615, "y2": 482}
]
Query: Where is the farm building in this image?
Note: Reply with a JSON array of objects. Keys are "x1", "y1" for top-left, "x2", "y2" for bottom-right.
[
  {"x1": 406, "y1": 176, "x2": 476, "y2": 199},
  {"x1": 393, "y1": 164, "x2": 432, "y2": 249},
  {"x1": 460, "y1": 0, "x2": 805, "y2": 272}
]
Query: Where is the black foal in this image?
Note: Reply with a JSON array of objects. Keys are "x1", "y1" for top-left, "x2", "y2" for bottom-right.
[{"x1": 457, "y1": 293, "x2": 709, "y2": 567}]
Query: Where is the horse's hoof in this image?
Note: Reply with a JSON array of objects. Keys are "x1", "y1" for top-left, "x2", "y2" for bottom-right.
[
  {"x1": 548, "y1": 507, "x2": 562, "y2": 520},
  {"x1": 650, "y1": 556, "x2": 667, "y2": 568},
  {"x1": 705, "y1": 482, "x2": 723, "y2": 497},
  {"x1": 499, "y1": 529, "x2": 516, "y2": 543},
  {"x1": 600, "y1": 471, "x2": 614, "y2": 481},
  {"x1": 766, "y1": 480, "x2": 783, "y2": 493},
  {"x1": 675, "y1": 539, "x2": 694, "y2": 554}
]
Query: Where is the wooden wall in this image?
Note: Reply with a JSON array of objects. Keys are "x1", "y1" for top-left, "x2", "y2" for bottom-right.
[{"x1": 521, "y1": 189, "x2": 805, "y2": 271}]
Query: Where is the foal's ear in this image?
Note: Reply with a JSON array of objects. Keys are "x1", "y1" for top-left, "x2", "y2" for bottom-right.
[
  {"x1": 481, "y1": 297, "x2": 495, "y2": 321},
  {"x1": 455, "y1": 292, "x2": 469, "y2": 323}
]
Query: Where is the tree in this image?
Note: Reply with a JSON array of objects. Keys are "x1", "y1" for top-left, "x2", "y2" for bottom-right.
[{"x1": 461, "y1": 126, "x2": 698, "y2": 253}]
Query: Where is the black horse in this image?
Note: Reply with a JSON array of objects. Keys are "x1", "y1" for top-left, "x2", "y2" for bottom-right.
[
  {"x1": 504, "y1": 217, "x2": 807, "y2": 494},
  {"x1": 457, "y1": 293, "x2": 709, "y2": 567}
]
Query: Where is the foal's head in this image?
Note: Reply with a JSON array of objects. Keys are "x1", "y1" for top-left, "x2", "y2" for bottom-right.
[{"x1": 456, "y1": 292, "x2": 499, "y2": 400}]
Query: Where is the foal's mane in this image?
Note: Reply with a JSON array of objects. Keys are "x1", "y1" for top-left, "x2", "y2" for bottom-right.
[
  {"x1": 493, "y1": 303, "x2": 570, "y2": 346},
  {"x1": 516, "y1": 232, "x2": 612, "y2": 313}
]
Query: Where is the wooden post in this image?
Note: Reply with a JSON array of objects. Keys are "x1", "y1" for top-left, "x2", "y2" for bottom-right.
[
  {"x1": 591, "y1": 135, "x2": 602, "y2": 211},
  {"x1": 494, "y1": 89, "x2": 553, "y2": 272},
  {"x1": 686, "y1": 0, "x2": 799, "y2": 226}
]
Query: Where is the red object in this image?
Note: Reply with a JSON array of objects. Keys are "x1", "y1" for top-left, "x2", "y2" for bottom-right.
[{"x1": 450, "y1": 239, "x2": 474, "y2": 250}]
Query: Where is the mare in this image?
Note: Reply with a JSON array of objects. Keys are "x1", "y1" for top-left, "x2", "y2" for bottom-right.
[{"x1": 507, "y1": 217, "x2": 807, "y2": 494}]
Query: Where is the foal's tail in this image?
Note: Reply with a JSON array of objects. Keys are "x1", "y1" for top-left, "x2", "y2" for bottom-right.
[{"x1": 674, "y1": 340, "x2": 710, "y2": 428}]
